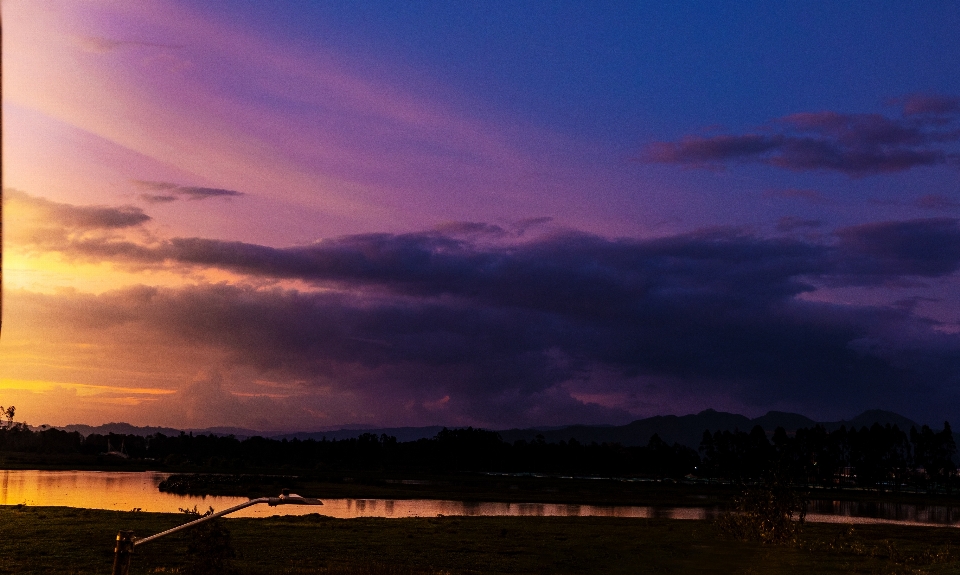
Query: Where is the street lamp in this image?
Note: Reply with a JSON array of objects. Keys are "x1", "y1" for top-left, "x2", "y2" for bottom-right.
[{"x1": 112, "y1": 489, "x2": 323, "y2": 575}]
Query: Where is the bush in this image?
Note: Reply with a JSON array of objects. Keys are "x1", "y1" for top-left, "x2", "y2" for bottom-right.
[
  {"x1": 180, "y1": 506, "x2": 239, "y2": 575},
  {"x1": 715, "y1": 479, "x2": 807, "y2": 545}
]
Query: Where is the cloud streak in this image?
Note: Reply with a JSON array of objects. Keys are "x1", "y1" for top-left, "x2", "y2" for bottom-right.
[
  {"x1": 76, "y1": 36, "x2": 183, "y2": 54},
  {"x1": 642, "y1": 95, "x2": 960, "y2": 176},
  {"x1": 134, "y1": 180, "x2": 244, "y2": 203},
  {"x1": 6, "y1": 189, "x2": 150, "y2": 230}
]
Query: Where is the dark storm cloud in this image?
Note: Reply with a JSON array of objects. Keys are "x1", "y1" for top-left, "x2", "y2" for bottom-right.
[
  {"x1": 135, "y1": 230, "x2": 831, "y2": 321},
  {"x1": 52, "y1": 219, "x2": 955, "y2": 298},
  {"x1": 33, "y1": 243, "x2": 960, "y2": 425},
  {"x1": 835, "y1": 218, "x2": 960, "y2": 279},
  {"x1": 133, "y1": 180, "x2": 244, "y2": 202},
  {"x1": 641, "y1": 95, "x2": 960, "y2": 176},
  {"x1": 12, "y1": 191, "x2": 960, "y2": 424},
  {"x1": 20, "y1": 205, "x2": 960, "y2": 424}
]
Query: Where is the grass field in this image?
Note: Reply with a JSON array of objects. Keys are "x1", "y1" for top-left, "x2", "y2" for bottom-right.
[{"x1": 3, "y1": 505, "x2": 960, "y2": 574}]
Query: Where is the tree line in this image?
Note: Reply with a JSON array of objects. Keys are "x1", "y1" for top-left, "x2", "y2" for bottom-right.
[
  {"x1": 0, "y1": 420, "x2": 956, "y2": 491},
  {"x1": 0, "y1": 424, "x2": 695, "y2": 478},
  {"x1": 699, "y1": 422, "x2": 957, "y2": 492}
]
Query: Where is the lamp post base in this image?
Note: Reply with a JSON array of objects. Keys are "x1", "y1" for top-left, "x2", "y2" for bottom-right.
[{"x1": 112, "y1": 530, "x2": 135, "y2": 575}]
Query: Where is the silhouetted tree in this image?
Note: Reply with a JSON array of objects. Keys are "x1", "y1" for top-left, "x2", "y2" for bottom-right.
[
  {"x1": 0, "y1": 405, "x2": 14, "y2": 428},
  {"x1": 911, "y1": 422, "x2": 957, "y2": 488}
]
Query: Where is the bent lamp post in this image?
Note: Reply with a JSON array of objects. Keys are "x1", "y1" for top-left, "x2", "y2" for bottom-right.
[{"x1": 112, "y1": 489, "x2": 323, "y2": 575}]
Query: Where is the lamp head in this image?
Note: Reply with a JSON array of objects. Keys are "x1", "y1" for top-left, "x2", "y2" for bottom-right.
[{"x1": 267, "y1": 490, "x2": 323, "y2": 506}]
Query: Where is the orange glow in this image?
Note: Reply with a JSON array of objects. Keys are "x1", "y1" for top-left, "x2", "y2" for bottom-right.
[{"x1": 0, "y1": 378, "x2": 175, "y2": 397}]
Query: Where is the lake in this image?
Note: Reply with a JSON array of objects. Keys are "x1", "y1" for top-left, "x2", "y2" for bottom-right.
[{"x1": 2, "y1": 470, "x2": 958, "y2": 526}]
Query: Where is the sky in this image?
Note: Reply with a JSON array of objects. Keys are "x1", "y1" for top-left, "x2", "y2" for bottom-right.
[{"x1": 2, "y1": 0, "x2": 960, "y2": 431}]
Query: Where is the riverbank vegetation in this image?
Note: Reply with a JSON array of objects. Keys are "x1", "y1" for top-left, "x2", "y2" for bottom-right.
[{"x1": 2, "y1": 505, "x2": 960, "y2": 574}]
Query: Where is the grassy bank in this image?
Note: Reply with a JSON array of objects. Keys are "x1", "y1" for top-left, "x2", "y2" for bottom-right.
[{"x1": 3, "y1": 505, "x2": 960, "y2": 574}]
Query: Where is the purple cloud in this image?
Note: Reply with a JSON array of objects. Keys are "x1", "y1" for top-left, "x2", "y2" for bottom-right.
[
  {"x1": 15, "y1": 188, "x2": 960, "y2": 295},
  {"x1": 783, "y1": 111, "x2": 927, "y2": 147},
  {"x1": 900, "y1": 94, "x2": 960, "y2": 117},
  {"x1": 641, "y1": 95, "x2": 960, "y2": 176},
  {"x1": 643, "y1": 134, "x2": 781, "y2": 166}
]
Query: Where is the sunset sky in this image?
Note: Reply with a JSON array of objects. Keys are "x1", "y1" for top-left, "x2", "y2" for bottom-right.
[{"x1": 3, "y1": 1, "x2": 960, "y2": 431}]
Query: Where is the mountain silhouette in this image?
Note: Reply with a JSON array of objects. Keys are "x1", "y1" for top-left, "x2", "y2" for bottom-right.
[{"x1": 53, "y1": 409, "x2": 924, "y2": 449}]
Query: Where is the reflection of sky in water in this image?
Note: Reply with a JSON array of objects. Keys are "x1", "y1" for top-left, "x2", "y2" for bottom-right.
[
  {"x1": 808, "y1": 500, "x2": 960, "y2": 527},
  {"x1": 2, "y1": 471, "x2": 959, "y2": 527},
  {"x1": 0, "y1": 470, "x2": 662, "y2": 518}
]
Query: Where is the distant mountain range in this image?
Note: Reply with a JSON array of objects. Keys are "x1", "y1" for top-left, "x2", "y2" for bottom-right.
[
  {"x1": 57, "y1": 423, "x2": 263, "y2": 439},
  {"x1": 271, "y1": 426, "x2": 448, "y2": 443},
  {"x1": 53, "y1": 408, "x2": 928, "y2": 449},
  {"x1": 498, "y1": 409, "x2": 920, "y2": 449}
]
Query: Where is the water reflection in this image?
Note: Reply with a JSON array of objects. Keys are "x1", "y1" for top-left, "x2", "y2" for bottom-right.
[
  {"x1": 0, "y1": 470, "x2": 189, "y2": 513},
  {"x1": 0, "y1": 470, "x2": 691, "y2": 519},
  {"x1": 1, "y1": 470, "x2": 959, "y2": 527},
  {"x1": 808, "y1": 499, "x2": 960, "y2": 527}
]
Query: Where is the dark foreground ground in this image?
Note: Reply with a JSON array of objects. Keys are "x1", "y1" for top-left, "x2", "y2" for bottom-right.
[{"x1": 3, "y1": 505, "x2": 960, "y2": 575}]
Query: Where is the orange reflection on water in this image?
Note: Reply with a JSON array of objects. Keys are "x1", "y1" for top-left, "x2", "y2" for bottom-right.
[
  {"x1": 0, "y1": 470, "x2": 224, "y2": 512},
  {"x1": 0, "y1": 470, "x2": 660, "y2": 518},
  {"x1": 3, "y1": 471, "x2": 957, "y2": 528}
]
